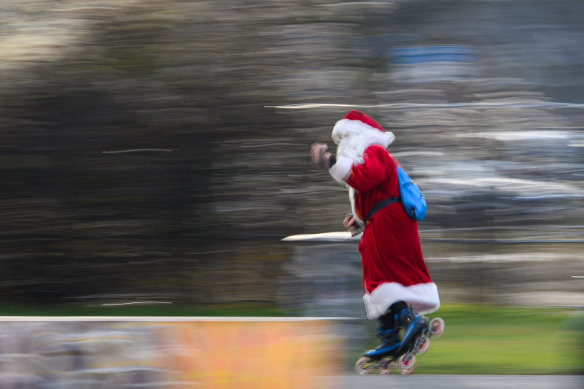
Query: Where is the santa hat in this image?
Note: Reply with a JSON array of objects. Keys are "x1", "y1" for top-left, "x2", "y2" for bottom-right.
[
  {"x1": 329, "y1": 111, "x2": 396, "y2": 183},
  {"x1": 332, "y1": 110, "x2": 395, "y2": 148}
]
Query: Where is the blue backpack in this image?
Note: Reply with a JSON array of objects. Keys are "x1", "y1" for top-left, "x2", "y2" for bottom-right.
[{"x1": 396, "y1": 165, "x2": 427, "y2": 221}]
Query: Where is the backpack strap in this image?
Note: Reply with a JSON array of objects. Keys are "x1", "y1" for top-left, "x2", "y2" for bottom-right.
[{"x1": 364, "y1": 197, "x2": 399, "y2": 224}]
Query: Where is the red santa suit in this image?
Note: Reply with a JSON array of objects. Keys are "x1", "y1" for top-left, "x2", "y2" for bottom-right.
[{"x1": 328, "y1": 111, "x2": 440, "y2": 319}]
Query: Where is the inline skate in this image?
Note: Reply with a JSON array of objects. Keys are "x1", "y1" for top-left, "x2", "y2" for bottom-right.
[{"x1": 355, "y1": 312, "x2": 444, "y2": 375}]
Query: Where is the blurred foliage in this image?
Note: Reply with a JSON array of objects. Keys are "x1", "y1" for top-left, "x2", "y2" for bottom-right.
[{"x1": 0, "y1": 0, "x2": 583, "y2": 308}]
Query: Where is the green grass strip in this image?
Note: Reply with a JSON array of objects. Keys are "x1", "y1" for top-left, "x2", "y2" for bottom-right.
[{"x1": 415, "y1": 304, "x2": 584, "y2": 374}]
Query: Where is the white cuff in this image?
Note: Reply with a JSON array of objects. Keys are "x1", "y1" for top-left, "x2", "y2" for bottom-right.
[
  {"x1": 363, "y1": 282, "x2": 441, "y2": 319},
  {"x1": 329, "y1": 156, "x2": 353, "y2": 183}
]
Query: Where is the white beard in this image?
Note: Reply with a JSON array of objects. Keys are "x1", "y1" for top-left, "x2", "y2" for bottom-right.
[
  {"x1": 336, "y1": 135, "x2": 371, "y2": 164},
  {"x1": 334, "y1": 130, "x2": 396, "y2": 164}
]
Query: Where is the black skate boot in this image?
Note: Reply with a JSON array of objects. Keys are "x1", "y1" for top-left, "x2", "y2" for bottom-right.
[
  {"x1": 395, "y1": 305, "x2": 428, "y2": 355},
  {"x1": 363, "y1": 326, "x2": 402, "y2": 358}
]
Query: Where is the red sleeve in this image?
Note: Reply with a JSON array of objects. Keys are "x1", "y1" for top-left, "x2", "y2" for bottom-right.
[{"x1": 346, "y1": 145, "x2": 388, "y2": 192}]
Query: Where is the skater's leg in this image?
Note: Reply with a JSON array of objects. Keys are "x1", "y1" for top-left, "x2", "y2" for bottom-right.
[
  {"x1": 389, "y1": 301, "x2": 408, "y2": 326},
  {"x1": 365, "y1": 301, "x2": 425, "y2": 357},
  {"x1": 378, "y1": 309, "x2": 397, "y2": 330},
  {"x1": 363, "y1": 304, "x2": 403, "y2": 357},
  {"x1": 392, "y1": 302, "x2": 428, "y2": 347}
]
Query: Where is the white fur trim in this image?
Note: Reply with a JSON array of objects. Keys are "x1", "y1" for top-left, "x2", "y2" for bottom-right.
[
  {"x1": 329, "y1": 156, "x2": 353, "y2": 183},
  {"x1": 363, "y1": 282, "x2": 440, "y2": 319},
  {"x1": 332, "y1": 119, "x2": 395, "y2": 147}
]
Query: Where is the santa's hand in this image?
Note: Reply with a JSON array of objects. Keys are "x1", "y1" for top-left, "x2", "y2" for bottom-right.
[
  {"x1": 343, "y1": 214, "x2": 357, "y2": 228},
  {"x1": 311, "y1": 143, "x2": 331, "y2": 168},
  {"x1": 343, "y1": 213, "x2": 361, "y2": 236}
]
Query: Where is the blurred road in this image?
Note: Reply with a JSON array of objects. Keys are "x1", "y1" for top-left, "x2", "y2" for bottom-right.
[{"x1": 319, "y1": 375, "x2": 583, "y2": 389}]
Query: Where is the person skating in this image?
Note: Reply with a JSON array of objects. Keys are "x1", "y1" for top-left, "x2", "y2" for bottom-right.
[{"x1": 311, "y1": 111, "x2": 441, "y2": 372}]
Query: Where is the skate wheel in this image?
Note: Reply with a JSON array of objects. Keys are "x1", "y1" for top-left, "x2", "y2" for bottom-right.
[
  {"x1": 355, "y1": 356, "x2": 375, "y2": 375},
  {"x1": 398, "y1": 354, "x2": 416, "y2": 375},
  {"x1": 429, "y1": 317, "x2": 445, "y2": 338},
  {"x1": 377, "y1": 358, "x2": 394, "y2": 375},
  {"x1": 417, "y1": 336, "x2": 430, "y2": 355}
]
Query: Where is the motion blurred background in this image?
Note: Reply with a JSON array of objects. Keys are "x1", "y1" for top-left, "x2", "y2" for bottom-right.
[
  {"x1": 1, "y1": 1, "x2": 583, "y2": 386},
  {"x1": 0, "y1": 0, "x2": 582, "y2": 320}
]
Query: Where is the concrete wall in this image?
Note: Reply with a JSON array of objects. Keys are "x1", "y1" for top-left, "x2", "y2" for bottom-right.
[{"x1": 0, "y1": 318, "x2": 341, "y2": 389}]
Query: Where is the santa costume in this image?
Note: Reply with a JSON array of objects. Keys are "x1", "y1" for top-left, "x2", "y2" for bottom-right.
[{"x1": 327, "y1": 110, "x2": 440, "y2": 321}]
